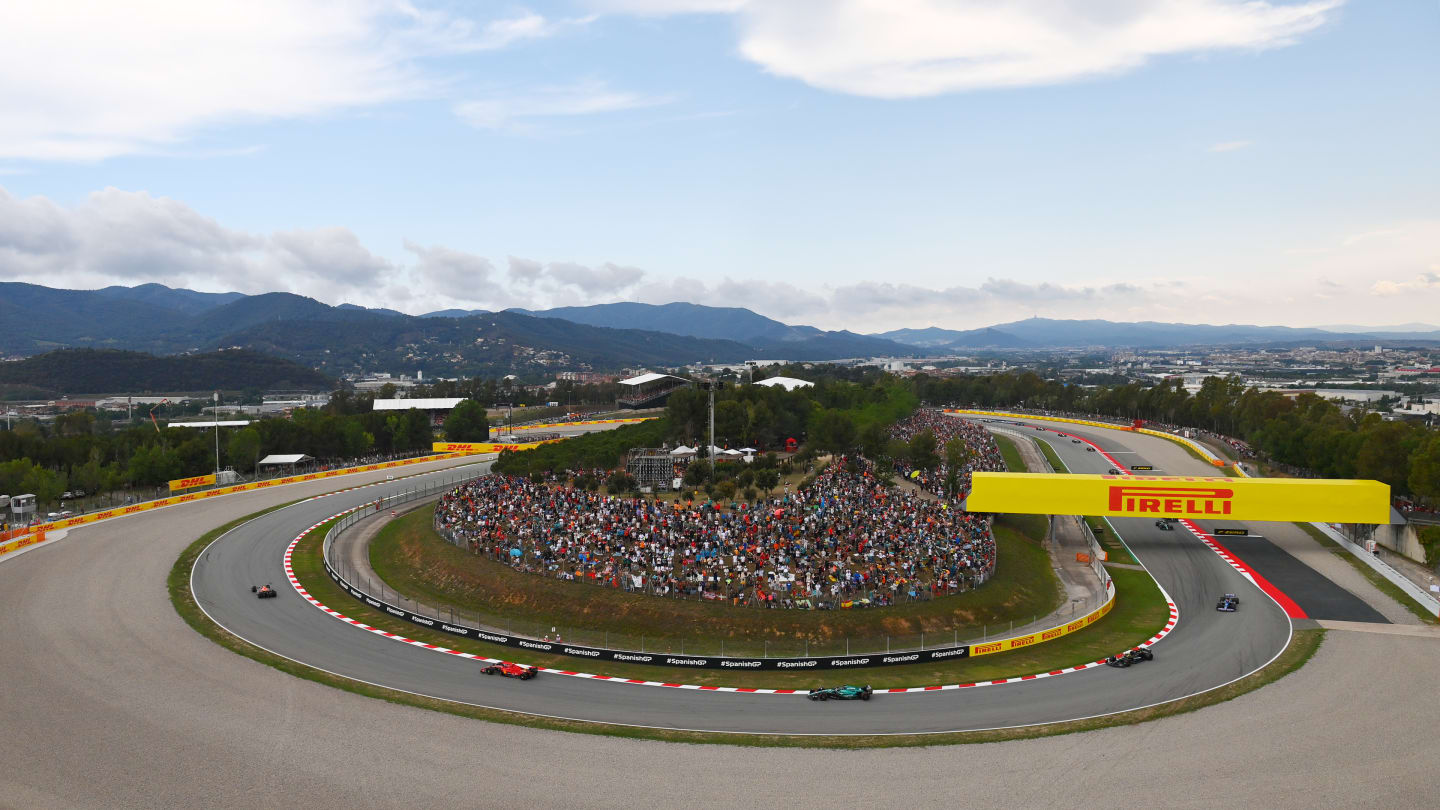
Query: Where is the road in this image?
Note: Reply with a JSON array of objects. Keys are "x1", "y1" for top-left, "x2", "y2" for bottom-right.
[{"x1": 2, "y1": 416, "x2": 1436, "y2": 808}]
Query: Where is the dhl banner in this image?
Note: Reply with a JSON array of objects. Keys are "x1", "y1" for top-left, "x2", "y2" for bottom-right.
[
  {"x1": 0, "y1": 452, "x2": 470, "y2": 561},
  {"x1": 169, "y1": 473, "x2": 217, "y2": 492},
  {"x1": 969, "y1": 577, "x2": 1116, "y2": 657},
  {"x1": 432, "y1": 438, "x2": 565, "y2": 454},
  {"x1": 506, "y1": 416, "x2": 657, "y2": 432},
  {"x1": 967, "y1": 471, "x2": 1390, "y2": 524}
]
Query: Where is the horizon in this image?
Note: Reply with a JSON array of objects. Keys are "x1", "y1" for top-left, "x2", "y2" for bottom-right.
[{"x1": 0, "y1": 2, "x2": 1436, "y2": 332}]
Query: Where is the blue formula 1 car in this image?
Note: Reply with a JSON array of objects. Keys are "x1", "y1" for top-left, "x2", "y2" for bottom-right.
[
  {"x1": 808, "y1": 685, "x2": 873, "y2": 701},
  {"x1": 1216, "y1": 594, "x2": 1240, "y2": 612}
]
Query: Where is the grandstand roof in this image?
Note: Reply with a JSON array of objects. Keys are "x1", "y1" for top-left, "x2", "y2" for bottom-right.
[
  {"x1": 372, "y1": 397, "x2": 466, "y2": 411},
  {"x1": 753, "y1": 376, "x2": 814, "y2": 391},
  {"x1": 169, "y1": 420, "x2": 252, "y2": 428},
  {"x1": 258, "y1": 454, "x2": 314, "y2": 465},
  {"x1": 619, "y1": 373, "x2": 687, "y2": 387}
]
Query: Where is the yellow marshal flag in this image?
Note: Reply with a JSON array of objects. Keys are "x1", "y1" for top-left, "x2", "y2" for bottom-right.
[
  {"x1": 966, "y1": 472, "x2": 1390, "y2": 524},
  {"x1": 168, "y1": 473, "x2": 217, "y2": 492}
]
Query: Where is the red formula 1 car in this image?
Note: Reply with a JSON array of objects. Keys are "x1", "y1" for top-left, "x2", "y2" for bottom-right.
[
  {"x1": 251, "y1": 584, "x2": 278, "y2": 599},
  {"x1": 481, "y1": 661, "x2": 538, "y2": 680}
]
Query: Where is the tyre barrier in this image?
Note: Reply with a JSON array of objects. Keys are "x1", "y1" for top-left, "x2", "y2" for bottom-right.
[{"x1": 321, "y1": 551, "x2": 1117, "y2": 671}]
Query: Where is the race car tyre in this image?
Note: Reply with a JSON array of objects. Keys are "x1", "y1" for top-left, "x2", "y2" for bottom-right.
[{"x1": 862, "y1": 693, "x2": 871, "y2": 701}]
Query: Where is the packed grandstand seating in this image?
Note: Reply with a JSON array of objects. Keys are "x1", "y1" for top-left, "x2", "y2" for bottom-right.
[{"x1": 435, "y1": 414, "x2": 1003, "y2": 609}]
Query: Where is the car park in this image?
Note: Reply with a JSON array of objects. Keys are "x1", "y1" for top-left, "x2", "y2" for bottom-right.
[
  {"x1": 808, "y1": 684, "x2": 873, "y2": 701},
  {"x1": 482, "y1": 661, "x2": 538, "y2": 680}
]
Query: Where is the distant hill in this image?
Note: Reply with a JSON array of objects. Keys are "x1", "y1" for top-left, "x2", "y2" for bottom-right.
[
  {"x1": 877, "y1": 326, "x2": 1031, "y2": 349},
  {"x1": 511, "y1": 302, "x2": 915, "y2": 359},
  {"x1": 0, "y1": 348, "x2": 335, "y2": 396},
  {"x1": 93, "y1": 282, "x2": 245, "y2": 315}
]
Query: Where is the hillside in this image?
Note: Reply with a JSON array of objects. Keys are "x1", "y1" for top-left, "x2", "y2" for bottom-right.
[{"x1": 0, "y1": 349, "x2": 336, "y2": 396}]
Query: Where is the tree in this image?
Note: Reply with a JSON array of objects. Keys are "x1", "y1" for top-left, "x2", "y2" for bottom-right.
[
  {"x1": 755, "y1": 467, "x2": 780, "y2": 494},
  {"x1": 443, "y1": 400, "x2": 490, "y2": 442},
  {"x1": 909, "y1": 429, "x2": 939, "y2": 471},
  {"x1": 227, "y1": 427, "x2": 263, "y2": 474}
]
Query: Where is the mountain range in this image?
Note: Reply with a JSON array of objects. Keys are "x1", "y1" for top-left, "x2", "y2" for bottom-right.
[{"x1": 6, "y1": 282, "x2": 1440, "y2": 380}]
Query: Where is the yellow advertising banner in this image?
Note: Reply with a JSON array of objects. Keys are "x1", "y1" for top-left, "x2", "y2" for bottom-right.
[
  {"x1": 432, "y1": 439, "x2": 564, "y2": 454},
  {"x1": 168, "y1": 473, "x2": 217, "y2": 492},
  {"x1": 967, "y1": 472, "x2": 1390, "y2": 524},
  {"x1": 968, "y1": 578, "x2": 1116, "y2": 657}
]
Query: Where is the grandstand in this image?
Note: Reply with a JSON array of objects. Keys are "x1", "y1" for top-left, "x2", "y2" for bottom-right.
[{"x1": 617, "y1": 373, "x2": 691, "y2": 410}]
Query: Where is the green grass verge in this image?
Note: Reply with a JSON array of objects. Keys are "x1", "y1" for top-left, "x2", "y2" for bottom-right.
[
  {"x1": 993, "y1": 434, "x2": 1025, "y2": 473},
  {"x1": 1088, "y1": 517, "x2": 1138, "y2": 566},
  {"x1": 321, "y1": 519, "x2": 1167, "y2": 689},
  {"x1": 366, "y1": 508, "x2": 1064, "y2": 658},
  {"x1": 1036, "y1": 439, "x2": 1068, "y2": 473},
  {"x1": 1296, "y1": 523, "x2": 1438, "y2": 624}
]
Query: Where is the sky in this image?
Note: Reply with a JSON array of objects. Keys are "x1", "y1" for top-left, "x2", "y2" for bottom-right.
[{"x1": 0, "y1": 1, "x2": 1436, "y2": 333}]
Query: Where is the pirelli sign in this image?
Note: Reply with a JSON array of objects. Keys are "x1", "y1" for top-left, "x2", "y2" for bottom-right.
[{"x1": 967, "y1": 472, "x2": 1390, "y2": 524}]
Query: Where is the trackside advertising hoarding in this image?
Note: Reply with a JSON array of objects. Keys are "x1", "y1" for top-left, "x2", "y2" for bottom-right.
[
  {"x1": 169, "y1": 473, "x2": 216, "y2": 492},
  {"x1": 432, "y1": 439, "x2": 564, "y2": 454},
  {"x1": 967, "y1": 472, "x2": 1390, "y2": 524}
]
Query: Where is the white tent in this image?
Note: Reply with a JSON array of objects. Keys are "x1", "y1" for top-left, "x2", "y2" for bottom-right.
[
  {"x1": 753, "y1": 376, "x2": 813, "y2": 392},
  {"x1": 670, "y1": 445, "x2": 698, "y2": 457}
]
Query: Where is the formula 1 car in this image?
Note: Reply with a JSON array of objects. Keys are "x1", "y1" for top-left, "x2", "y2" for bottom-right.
[
  {"x1": 1086, "y1": 447, "x2": 1096, "y2": 452},
  {"x1": 481, "y1": 661, "x2": 538, "y2": 680},
  {"x1": 1071, "y1": 439, "x2": 1082, "y2": 443},
  {"x1": 1155, "y1": 519, "x2": 1174, "y2": 531},
  {"x1": 251, "y1": 584, "x2": 277, "y2": 599},
  {"x1": 1216, "y1": 594, "x2": 1240, "y2": 612},
  {"x1": 808, "y1": 684, "x2": 873, "y2": 701},
  {"x1": 1105, "y1": 648, "x2": 1154, "y2": 668},
  {"x1": 1108, "y1": 468, "x2": 1121, "y2": 475}
]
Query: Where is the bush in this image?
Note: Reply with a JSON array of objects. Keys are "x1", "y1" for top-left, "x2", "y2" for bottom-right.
[
  {"x1": 683, "y1": 460, "x2": 710, "y2": 486},
  {"x1": 714, "y1": 480, "x2": 737, "y2": 500},
  {"x1": 736, "y1": 468, "x2": 756, "y2": 488},
  {"x1": 606, "y1": 471, "x2": 637, "y2": 494},
  {"x1": 744, "y1": 487, "x2": 758, "y2": 502}
]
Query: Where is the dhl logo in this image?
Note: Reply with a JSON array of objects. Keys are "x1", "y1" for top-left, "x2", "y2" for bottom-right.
[{"x1": 1107, "y1": 484, "x2": 1233, "y2": 516}]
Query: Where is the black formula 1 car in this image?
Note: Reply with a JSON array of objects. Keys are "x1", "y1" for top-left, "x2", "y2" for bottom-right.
[
  {"x1": 1155, "y1": 519, "x2": 1174, "y2": 531},
  {"x1": 1216, "y1": 594, "x2": 1240, "y2": 612},
  {"x1": 481, "y1": 661, "x2": 538, "y2": 680},
  {"x1": 1108, "y1": 468, "x2": 1121, "y2": 475},
  {"x1": 808, "y1": 685, "x2": 872, "y2": 701},
  {"x1": 1105, "y1": 648, "x2": 1154, "y2": 668},
  {"x1": 1071, "y1": 439, "x2": 1082, "y2": 443},
  {"x1": 1086, "y1": 446, "x2": 1096, "y2": 452},
  {"x1": 251, "y1": 584, "x2": 278, "y2": 599}
]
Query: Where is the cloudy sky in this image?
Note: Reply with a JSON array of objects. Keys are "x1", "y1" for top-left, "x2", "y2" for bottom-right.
[{"x1": 0, "y1": 1, "x2": 1436, "y2": 332}]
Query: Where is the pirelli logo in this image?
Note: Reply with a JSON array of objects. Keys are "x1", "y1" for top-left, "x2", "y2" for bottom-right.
[{"x1": 1107, "y1": 484, "x2": 1233, "y2": 516}]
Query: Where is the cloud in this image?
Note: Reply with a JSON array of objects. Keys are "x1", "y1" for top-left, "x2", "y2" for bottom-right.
[
  {"x1": 507, "y1": 256, "x2": 545, "y2": 284},
  {"x1": 454, "y1": 80, "x2": 674, "y2": 131},
  {"x1": 0, "y1": 2, "x2": 573, "y2": 161},
  {"x1": 1208, "y1": 140, "x2": 1253, "y2": 152},
  {"x1": 593, "y1": 0, "x2": 1340, "y2": 97},
  {"x1": 1371, "y1": 271, "x2": 1440, "y2": 297}
]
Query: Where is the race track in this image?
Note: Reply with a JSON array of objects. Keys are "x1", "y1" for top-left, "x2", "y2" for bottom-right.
[{"x1": 3, "y1": 418, "x2": 1436, "y2": 808}]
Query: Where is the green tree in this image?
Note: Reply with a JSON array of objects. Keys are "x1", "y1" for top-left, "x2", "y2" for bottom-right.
[
  {"x1": 909, "y1": 429, "x2": 939, "y2": 471},
  {"x1": 227, "y1": 427, "x2": 263, "y2": 473},
  {"x1": 443, "y1": 399, "x2": 490, "y2": 442}
]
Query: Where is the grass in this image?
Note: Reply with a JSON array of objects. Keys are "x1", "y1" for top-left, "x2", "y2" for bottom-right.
[
  {"x1": 1296, "y1": 523, "x2": 1438, "y2": 624},
  {"x1": 1036, "y1": 439, "x2": 1068, "y2": 473},
  {"x1": 366, "y1": 508, "x2": 1064, "y2": 657},
  {"x1": 993, "y1": 434, "x2": 1026, "y2": 473},
  {"x1": 308, "y1": 519, "x2": 1169, "y2": 689},
  {"x1": 171, "y1": 498, "x2": 1322, "y2": 747},
  {"x1": 1089, "y1": 517, "x2": 1138, "y2": 566}
]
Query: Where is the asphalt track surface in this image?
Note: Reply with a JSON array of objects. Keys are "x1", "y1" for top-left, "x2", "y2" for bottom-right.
[
  {"x1": 5, "y1": 420, "x2": 1434, "y2": 807},
  {"x1": 176, "y1": 416, "x2": 1291, "y2": 735}
]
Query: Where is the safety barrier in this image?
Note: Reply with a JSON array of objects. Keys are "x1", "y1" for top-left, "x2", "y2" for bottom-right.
[
  {"x1": 949, "y1": 410, "x2": 1224, "y2": 465},
  {"x1": 0, "y1": 451, "x2": 472, "y2": 561}
]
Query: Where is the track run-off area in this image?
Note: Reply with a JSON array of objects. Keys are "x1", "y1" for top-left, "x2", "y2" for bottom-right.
[{"x1": 4, "y1": 416, "x2": 1440, "y2": 808}]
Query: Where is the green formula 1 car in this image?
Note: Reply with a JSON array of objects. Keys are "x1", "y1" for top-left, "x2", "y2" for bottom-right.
[{"x1": 808, "y1": 685, "x2": 873, "y2": 701}]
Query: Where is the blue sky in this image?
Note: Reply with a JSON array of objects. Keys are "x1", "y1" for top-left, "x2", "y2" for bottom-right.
[{"x1": 0, "y1": 1, "x2": 1436, "y2": 332}]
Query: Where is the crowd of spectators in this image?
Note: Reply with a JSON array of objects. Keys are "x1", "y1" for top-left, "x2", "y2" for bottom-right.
[
  {"x1": 888, "y1": 411, "x2": 1007, "y2": 499},
  {"x1": 435, "y1": 446, "x2": 997, "y2": 610}
]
